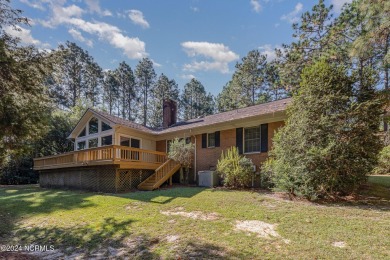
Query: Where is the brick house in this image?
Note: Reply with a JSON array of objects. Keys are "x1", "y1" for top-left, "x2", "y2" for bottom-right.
[{"x1": 34, "y1": 98, "x2": 291, "y2": 192}]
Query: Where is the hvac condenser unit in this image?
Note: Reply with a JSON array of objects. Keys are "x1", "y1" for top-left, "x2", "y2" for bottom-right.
[{"x1": 198, "y1": 171, "x2": 219, "y2": 187}]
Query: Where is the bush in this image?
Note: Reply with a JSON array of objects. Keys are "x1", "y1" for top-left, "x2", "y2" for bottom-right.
[
  {"x1": 372, "y1": 145, "x2": 390, "y2": 175},
  {"x1": 168, "y1": 138, "x2": 195, "y2": 184},
  {"x1": 260, "y1": 158, "x2": 275, "y2": 189},
  {"x1": 216, "y1": 147, "x2": 254, "y2": 188},
  {"x1": 268, "y1": 59, "x2": 383, "y2": 199}
]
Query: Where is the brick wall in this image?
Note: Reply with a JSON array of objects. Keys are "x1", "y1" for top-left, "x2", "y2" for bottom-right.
[{"x1": 195, "y1": 121, "x2": 284, "y2": 172}]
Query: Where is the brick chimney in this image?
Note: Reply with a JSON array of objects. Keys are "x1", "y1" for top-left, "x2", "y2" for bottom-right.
[{"x1": 163, "y1": 99, "x2": 177, "y2": 128}]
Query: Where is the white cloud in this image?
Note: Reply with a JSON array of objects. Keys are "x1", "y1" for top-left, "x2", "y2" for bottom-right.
[
  {"x1": 331, "y1": 0, "x2": 352, "y2": 13},
  {"x1": 38, "y1": 1, "x2": 147, "y2": 59},
  {"x1": 4, "y1": 25, "x2": 50, "y2": 48},
  {"x1": 190, "y1": 6, "x2": 199, "y2": 12},
  {"x1": 85, "y1": 0, "x2": 112, "y2": 16},
  {"x1": 68, "y1": 18, "x2": 147, "y2": 59},
  {"x1": 19, "y1": 0, "x2": 45, "y2": 11},
  {"x1": 281, "y1": 2, "x2": 303, "y2": 23},
  {"x1": 250, "y1": 0, "x2": 262, "y2": 13},
  {"x1": 258, "y1": 44, "x2": 280, "y2": 61},
  {"x1": 151, "y1": 59, "x2": 162, "y2": 67},
  {"x1": 181, "y1": 41, "x2": 239, "y2": 74},
  {"x1": 41, "y1": 4, "x2": 85, "y2": 28},
  {"x1": 180, "y1": 74, "x2": 196, "y2": 80},
  {"x1": 68, "y1": 28, "x2": 93, "y2": 47},
  {"x1": 128, "y1": 10, "x2": 150, "y2": 29}
]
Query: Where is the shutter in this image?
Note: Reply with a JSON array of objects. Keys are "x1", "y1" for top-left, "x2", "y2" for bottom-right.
[
  {"x1": 215, "y1": 131, "x2": 220, "y2": 147},
  {"x1": 236, "y1": 128, "x2": 243, "y2": 154},
  {"x1": 260, "y1": 123, "x2": 268, "y2": 152},
  {"x1": 202, "y1": 133, "x2": 207, "y2": 148}
]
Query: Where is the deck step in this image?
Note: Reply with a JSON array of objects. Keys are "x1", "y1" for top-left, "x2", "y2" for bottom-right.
[{"x1": 137, "y1": 159, "x2": 180, "y2": 191}]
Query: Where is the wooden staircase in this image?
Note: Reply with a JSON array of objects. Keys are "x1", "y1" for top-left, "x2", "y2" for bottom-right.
[{"x1": 137, "y1": 159, "x2": 181, "y2": 191}]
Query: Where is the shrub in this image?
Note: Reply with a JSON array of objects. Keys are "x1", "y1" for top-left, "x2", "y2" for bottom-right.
[
  {"x1": 216, "y1": 147, "x2": 254, "y2": 188},
  {"x1": 372, "y1": 145, "x2": 390, "y2": 175},
  {"x1": 268, "y1": 59, "x2": 383, "y2": 199},
  {"x1": 168, "y1": 138, "x2": 195, "y2": 184}
]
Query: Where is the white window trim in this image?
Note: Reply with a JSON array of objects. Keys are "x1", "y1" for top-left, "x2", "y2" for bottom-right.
[
  {"x1": 243, "y1": 126, "x2": 261, "y2": 154},
  {"x1": 118, "y1": 134, "x2": 142, "y2": 149},
  {"x1": 74, "y1": 116, "x2": 114, "y2": 150},
  {"x1": 207, "y1": 133, "x2": 216, "y2": 148}
]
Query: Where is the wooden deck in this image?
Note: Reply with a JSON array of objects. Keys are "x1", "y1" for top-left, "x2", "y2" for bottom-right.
[{"x1": 33, "y1": 145, "x2": 167, "y2": 171}]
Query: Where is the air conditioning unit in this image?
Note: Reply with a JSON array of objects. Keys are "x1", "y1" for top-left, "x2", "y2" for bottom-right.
[{"x1": 198, "y1": 171, "x2": 219, "y2": 187}]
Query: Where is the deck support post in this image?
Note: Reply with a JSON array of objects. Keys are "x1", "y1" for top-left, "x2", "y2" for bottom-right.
[{"x1": 169, "y1": 176, "x2": 172, "y2": 186}]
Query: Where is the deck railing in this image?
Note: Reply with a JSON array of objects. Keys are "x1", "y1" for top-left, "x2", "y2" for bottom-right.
[{"x1": 33, "y1": 145, "x2": 167, "y2": 170}]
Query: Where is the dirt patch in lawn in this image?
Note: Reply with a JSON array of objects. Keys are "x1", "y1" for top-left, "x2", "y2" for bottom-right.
[
  {"x1": 235, "y1": 220, "x2": 290, "y2": 244},
  {"x1": 160, "y1": 208, "x2": 220, "y2": 221},
  {"x1": 332, "y1": 241, "x2": 347, "y2": 248}
]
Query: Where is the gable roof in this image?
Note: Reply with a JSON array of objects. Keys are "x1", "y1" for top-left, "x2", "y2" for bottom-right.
[
  {"x1": 157, "y1": 97, "x2": 291, "y2": 134},
  {"x1": 68, "y1": 98, "x2": 291, "y2": 139},
  {"x1": 89, "y1": 109, "x2": 156, "y2": 134}
]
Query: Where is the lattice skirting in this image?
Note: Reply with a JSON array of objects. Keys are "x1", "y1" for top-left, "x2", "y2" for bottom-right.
[{"x1": 39, "y1": 167, "x2": 154, "y2": 193}]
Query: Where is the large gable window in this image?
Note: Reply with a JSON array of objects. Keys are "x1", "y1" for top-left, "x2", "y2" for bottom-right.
[
  {"x1": 89, "y1": 117, "x2": 99, "y2": 135},
  {"x1": 77, "y1": 141, "x2": 86, "y2": 150},
  {"x1": 78, "y1": 127, "x2": 86, "y2": 137},
  {"x1": 88, "y1": 138, "x2": 98, "y2": 148},
  {"x1": 101, "y1": 121, "x2": 112, "y2": 131},
  {"x1": 244, "y1": 127, "x2": 260, "y2": 153},
  {"x1": 101, "y1": 135, "x2": 112, "y2": 146}
]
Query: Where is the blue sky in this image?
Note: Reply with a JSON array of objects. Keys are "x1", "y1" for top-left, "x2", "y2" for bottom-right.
[{"x1": 9, "y1": 0, "x2": 351, "y2": 96}]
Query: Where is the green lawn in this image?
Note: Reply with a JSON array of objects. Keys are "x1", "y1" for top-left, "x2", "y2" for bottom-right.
[
  {"x1": 0, "y1": 177, "x2": 389, "y2": 259},
  {"x1": 368, "y1": 175, "x2": 390, "y2": 187}
]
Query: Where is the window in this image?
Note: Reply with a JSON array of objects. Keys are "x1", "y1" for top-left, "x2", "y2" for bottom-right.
[
  {"x1": 120, "y1": 136, "x2": 141, "y2": 148},
  {"x1": 120, "y1": 136, "x2": 130, "y2": 147},
  {"x1": 101, "y1": 121, "x2": 112, "y2": 131},
  {"x1": 207, "y1": 133, "x2": 215, "y2": 148},
  {"x1": 244, "y1": 127, "x2": 260, "y2": 153},
  {"x1": 89, "y1": 117, "x2": 98, "y2": 134},
  {"x1": 88, "y1": 138, "x2": 98, "y2": 148},
  {"x1": 78, "y1": 127, "x2": 86, "y2": 137},
  {"x1": 131, "y1": 138, "x2": 140, "y2": 148},
  {"x1": 101, "y1": 135, "x2": 112, "y2": 146},
  {"x1": 77, "y1": 141, "x2": 86, "y2": 150}
]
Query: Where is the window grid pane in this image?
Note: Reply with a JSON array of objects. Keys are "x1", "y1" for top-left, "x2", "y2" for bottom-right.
[
  {"x1": 101, "y1": 135, "x2": 112, "y2": 146},
  {"x1": 244, "y1": 127, "x2": 260, "y2": 153},
  {"x1": 89, "y1": 117, "x2": 98, "y2": 134},
  {"x1": 208, "y1": 133, "x2": 215, "y2": 147},
  {"x1": 88, "y1": 138, "x2": 98, "y2": 148}
]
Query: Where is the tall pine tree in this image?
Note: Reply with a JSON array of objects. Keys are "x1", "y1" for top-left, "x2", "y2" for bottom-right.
[{"x1": 135, "y1": 58, "x2": 156, "y2": 126}]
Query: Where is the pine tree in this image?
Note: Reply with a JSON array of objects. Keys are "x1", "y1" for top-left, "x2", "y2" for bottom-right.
[
  {"x1": 114, "y1": 61, "x2": 136, "y2": 120},
  {"x1": 135, "y1": 58, "x2": 156, "y2": 126},
  {"x1": 234, "y1": 50, "x2": 267, "y2": 105},
  {"x1": 181, "y1": 78, "x2": 214, "y2": 120},
  {"x1": 149, "y1": 74, "x2": 179, "y2": 127},
  {"x1": 103, "y1": 70, "x2": 119, "y2": 115},
  {"x1": 49, "y1": 42, "x2": 103, "y2": 108}
]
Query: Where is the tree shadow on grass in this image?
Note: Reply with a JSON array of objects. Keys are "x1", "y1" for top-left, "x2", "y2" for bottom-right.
[
  {"x1": 177, "y1": 239, "x2": 248, "y2": 259},
  {"x1": 118, "y1": 186, "x2": 207, "y2": 204},
  {"x1": 0, "y1": 186, "x2": 96, "y2": 239},
  {"x1": 312, "y1": 183, "x2": 390, "y2": 212},
  {"x1": 14, "y1": 217, "x2": 134, "y2": 251}
]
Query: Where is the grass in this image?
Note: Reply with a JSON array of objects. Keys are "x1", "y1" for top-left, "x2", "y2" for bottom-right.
[
  {"x1": 368, "y1": 175, "x2": 390, "y2": 187},
  {"x1": 0, "y1": 176, "x2": 389, "y2": 259}
]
